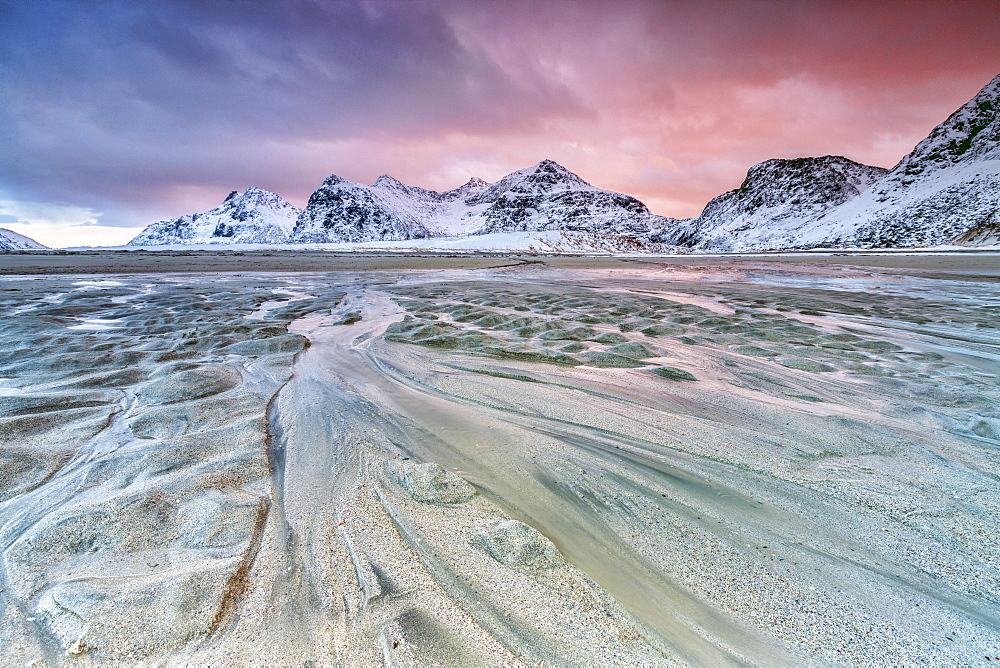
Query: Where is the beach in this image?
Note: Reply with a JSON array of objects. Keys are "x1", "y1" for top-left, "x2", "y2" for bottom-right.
[{"x1": 0, "y1": 250, "x2": 997, "y2": 663}]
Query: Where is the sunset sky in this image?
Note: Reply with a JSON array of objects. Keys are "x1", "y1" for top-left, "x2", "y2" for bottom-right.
[{"x1": 2, "y1": 0, "x2": 999, "y2": 247}]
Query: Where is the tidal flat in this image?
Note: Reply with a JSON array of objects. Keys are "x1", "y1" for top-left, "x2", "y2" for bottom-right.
[{"x1": 0, "y1": 252, "x2": 997, "y2": 664}]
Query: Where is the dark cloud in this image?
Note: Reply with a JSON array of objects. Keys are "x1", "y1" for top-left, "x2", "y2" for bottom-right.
[{"x1": 0, "y1": 0, "x2": 584, "y2": 221}]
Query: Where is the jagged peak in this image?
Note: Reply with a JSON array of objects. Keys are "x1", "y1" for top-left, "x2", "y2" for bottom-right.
[
  {"x1": 895, "y1": 71, "x2": 1000, "y2": 172},
  {"x1": 462, "y1": 177, "x2": 488, "y2": 188},
  {"x1": 489, "y1": 159, "x2": 595, "y2": 194},
  {"x1": 374, "y1": 174, "x2": 405, "y2": 188},
  {"x1": 533, "y1": 158, "x2": 569, "y2": 173},
  {"x1": 745, "y1": 155, "x2": 886, "y2": 180},
  {"x1": 528, "y1": 159, "x2": 590, "y2": 185},
  {"x1": 322, "y1": 174, "x2": 348, "y2": 187}
]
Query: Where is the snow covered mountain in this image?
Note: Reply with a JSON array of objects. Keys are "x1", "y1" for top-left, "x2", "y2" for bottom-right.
[
  {"x1": 290, "y1": 160, "x2": 673, "y2": 243},
  {"x1": 656, "y1": 73, "x2": 1000, "y2": 251},
  {"x1": 653, "y1": 156, "x2": 888, "y2": 251},
  {"x1": 468, "y1": 160, "x2": 666, "y2": 237},
  {"x1": 123, "y1": 72, "x2": 1000, "y2": 252},
  {"x1": 808, "y1": 73, "x2": 1000, "y2": 247},
  {"x1": 648, "y1": 73, "x2": 1000, "y2": 251},
  {"x1": 0, "y1": 227, "x2": 47, "y2": 250},
  {"x1": 128, "y1": 187, "x2": 300, "y2": 245}
]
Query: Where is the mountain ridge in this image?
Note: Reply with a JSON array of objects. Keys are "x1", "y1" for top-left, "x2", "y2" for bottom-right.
[
  {"x1": 653, "y1": 156, "x2": 889, "y2": 251},
  {"x1": 0, "y1": 228, "x2": 48, "y2": 250},
  {"x1": 662, "y1": 73, "x2": 1000, "y2": 250},
  {"x1": 289, "y1": 159, "x2": 674, "y2": 243},
  {"x1": 126, "y1": 72, "x2": 1000, "y2": 250}
]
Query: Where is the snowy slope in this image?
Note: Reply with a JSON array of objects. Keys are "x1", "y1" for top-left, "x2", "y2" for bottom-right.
[
  {"x1": 801, "y1": 73, "x2": 1000, "y2": 247},
  {"x1": 470, "y1": 160, "x2": 666, "y2": 236},
  {"x1": 0, "y1": 227, "x2": 47, "y2": 250},
  {"x1": 291, "y1": 160, "x2": 674, "y2": 243},
  {"x1": 654, "y1": 73, "x2": 1000, "y2": 251},
  {"x1": 653, "y1": 156, "x2": 888, "y2": 251},
  {"x1": 128, "y1": 188, "x2": 300, "y2": 246}
]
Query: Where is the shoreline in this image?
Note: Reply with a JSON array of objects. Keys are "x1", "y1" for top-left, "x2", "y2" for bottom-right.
[{"x1": 1, "y1": 248, "x2": 998, "y2": 277}]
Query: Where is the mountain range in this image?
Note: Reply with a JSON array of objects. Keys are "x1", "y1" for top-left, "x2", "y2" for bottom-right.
[
  {"x1": 128, "y1": 72, "x2": 1000, "y2": 251},
  {"x1": 127, "y1": 160, "x2": 671, "y2": 247}
]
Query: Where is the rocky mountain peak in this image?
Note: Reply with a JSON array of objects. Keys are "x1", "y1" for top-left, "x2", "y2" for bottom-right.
[
  {"x1": 128, "y1": 188, "x2": 300, "y2": 246},
  {"x1": 241, "y1": 186, "x2": 273, "y2": 199},
  {"x1": 895, "y1": 72, "x2": 1000, "y2": 176},
  {"x1": 322, "y1": 174, "x2": 348, "y2": 187},
  {"x1": 373, "y1": 174, "x2": 406, "y2": 189},
  {"x1": 517, "y1": 159, "x2": 593, "y2": 191}
]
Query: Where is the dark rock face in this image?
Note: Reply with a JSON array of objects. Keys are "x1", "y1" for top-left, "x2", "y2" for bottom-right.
[{"x1": 291, "y1": 177, "x2": 429, "y2": 243}]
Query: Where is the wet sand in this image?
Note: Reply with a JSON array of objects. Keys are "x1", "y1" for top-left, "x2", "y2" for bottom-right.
[
  {"x1": 0, "y1": 252, "x2": 997, "y2": 664},
  {"x1": 1, "y1": 247, "x2": 999, "y2": 278}
]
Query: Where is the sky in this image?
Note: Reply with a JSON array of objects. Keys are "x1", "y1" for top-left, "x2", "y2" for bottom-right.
[{"x1": 1, "y1": 0, "x2": 998, "y2": 247}]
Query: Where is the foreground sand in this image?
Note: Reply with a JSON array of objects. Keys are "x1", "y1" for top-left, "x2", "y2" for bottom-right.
[{"x1": 0, "y1": 251, "x2": 997, "y2": 664}]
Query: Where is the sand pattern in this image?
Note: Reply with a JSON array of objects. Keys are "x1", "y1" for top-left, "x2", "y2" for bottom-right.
[{"x1": 0, "y1": 255, "x2": 997, "y2": 664}]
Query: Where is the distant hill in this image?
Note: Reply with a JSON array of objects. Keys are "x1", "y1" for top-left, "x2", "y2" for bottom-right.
[{"x1": 0, "y1": 228, "x2": 47, "y2": 250}]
